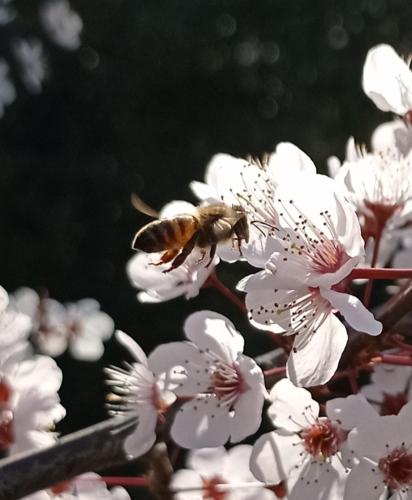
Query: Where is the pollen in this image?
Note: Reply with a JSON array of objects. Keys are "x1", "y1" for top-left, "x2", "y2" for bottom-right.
[
  {"x1": 300, "y1": 419, "x2": 346, "y2": 459},
  {"x1": 379, "y1": 446, "x2": 412, "y2": 489},
  {"x1": 210, "y1": 362, "x2": 248, "y2": 409}
]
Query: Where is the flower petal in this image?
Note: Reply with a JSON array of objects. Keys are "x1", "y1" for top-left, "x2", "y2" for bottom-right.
[
  {"x1": 343, "y1": 458, "x2": 385, "y2": 500},
  {"x1": 326, "y1": 394, "x2": 378, "y2": 431},
  {"x1": 184, "y1": 310, "x2": 244, "y2": 363},
  {"x1": 320, "y1": 289, "x2": 382, "y2": 335},
  {"x1": 362, "y1": 44, "x2": 412, "y2": 114},
  {"x1": 250, "y1": 430, "x2": 304, "y2": 483},
  {"x1": 267, "y1": 378, "x2": 319, "y2": 431},
  {"x1": 287, "y1": 313, "x2": 348, "y2": 387},
  {"x1": 230, "y1": 356, "x2": 266, "y2": 442},
  {"x1": 187, "y1": 447, "x2": 227, "y2": 476},
  {"x1": 124, "y1": 407, "x2": 157, "y2": 458},
  {"x1": 171, "y1": 396, "x2": 232, "y2": 449},
  {"x1": 115, "y1": 330, "x2": 148, "y2": 366}
]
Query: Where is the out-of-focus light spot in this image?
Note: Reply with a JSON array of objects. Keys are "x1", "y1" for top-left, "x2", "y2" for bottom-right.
[
  {"x1": 263, "y1": 75, "x2": 284, "y2": 97},
  {"x1": 199, "y1": 49, "x2": 224, "y2": 73},
  {"x1": 324, "y1": 11, "x2": 343, "y2": 27},
  {"x1": 327, "y1": 25, "x2": 349, "y2": 50},
  {"x1": 239, "y1": 72, "x2": 258, "y2": 93},
  {"x1": 298, "y1": 62, "x2": 318, "y2": 84},
  {"x1": 347, "y1": 11, "x2": 364, "y2": 34},
  {"x1": 215, "y1": 13, "x2": 237, "y2": 38},
  {"x1": 366, "y1": 0, "x2": 386, "y2": 19},
  {"x1": 234, "y1": 40, "x2": 260, "y2": 66},
  {"x1": 258, "y1": 97, "x2": 278, "y2": 119},
  {"x1": 261, "y1": 41, "x2": 280, "y2": 64},
  {"x1": 378, "y1": 19, "x2": 399, "y2": 40},
  {"x1": 79, "y1": 46, "x2": 100, "y2": 70}
]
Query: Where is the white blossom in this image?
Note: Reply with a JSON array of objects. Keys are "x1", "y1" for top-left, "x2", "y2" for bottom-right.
[
  {"x1": 39, "y1": 0, "x2": 82, "y2": 50},
  {"x1": 172, "y1": 446, "x2": 275, "y2": 500},
  {"x1": 190, "y1": 143, "x2": 316, "y2": 266},
  {"x1": 250, "y1": 379, "x2": 350, "y2": 500},
  {"x1": 127, "y1": 201, "x2": 218, "y2": 303},
  {"x1": 362, "y1": 44, "x2": 412, "y2": 116},
  {"x1": 148, "y1": 311, "x2": 267, "y2": 449},
  {"x1": 23, "y1": 473, "x2": 130, "y2": 500},
  {"x1": 344, "y1": 402, "x2": 412, "y2": 500},
  {"x1": 238, "y1": 174, "x2": 381, "y2": 386},
  {"x1": 0, "y1": 59, "x2": 16, "y2": 118},
  {"x1": 105, "y1": 330, "x2": 176, "y2": 459},
  {"x1": 360, "y1": 363, "x2": 412, "y2": 415},
  {"x1": 0, "y1": 352, "x2": 65, "y2": 455},
  {"x1": 13, "y1": 38, "x2": 47, "y2": 94},
  {"x1": 11, "y1": 288, "x2": 114, "y2": 361}
]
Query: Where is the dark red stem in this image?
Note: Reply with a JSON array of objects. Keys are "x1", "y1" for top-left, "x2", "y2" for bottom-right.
[
  {"x1": 363, "y1": 227, "x2": 383, "y2": 308},
  {"x1": 102, "y1": 476, "x2": 148, "y2": 487},
  {"x1": 205, "y1": 272, "x2": 246, "y2": 312},
  {"x1": 375, "y1": 354, "x2": 412, "y2": 366},
  {"x1": 350, "y1": 268, "x2": 412, "y2": 280}
]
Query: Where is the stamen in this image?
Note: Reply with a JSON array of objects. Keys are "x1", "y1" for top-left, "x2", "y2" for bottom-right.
[
  {"x1": 300, "y1": 419, "x2": 346, "y2": 459},
  {"x1": 379, "y1": 446, "x2": 412, "y2": 489}
]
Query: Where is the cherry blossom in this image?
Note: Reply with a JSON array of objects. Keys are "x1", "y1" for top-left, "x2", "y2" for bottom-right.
[
  {"x1": 148, "y1": 310, "x2": 267, "y2": 449},
  {"x1": 360, "y1": 363, "x2": 412, "y2": 416},
  {"x1": 371, "y1": 119, "x2": 412, "y2": 158},
  {"x1": 0, "y1": 353, "x2": 65, "y2": 455},
  {"x1": 105, "y1": 330, "x2": 176, "y2": 459},
  {"x1": 344, "y1": 402, "x2": 412, "y2": 500},
  {"x1": 250, "y1": 379, "x2": 349, "y2": 500},
  {"x1": 171, "y1": 446, "x2": 275, "y2": 500},
  {"x1": 190, "y1": 143, "x2": 316, "y2": 266},
  {"x1": 12, "y1": 37, "x2": 47, "y2": 94},
  {"x1": 39, "y1": 0, "x2": 83, "y2": 50},
  {"x1": 24, "y1": 473, "x2": 130, "y2": 500},
  {"x1": 238, "y1": 174, "x2": 382, "y2": 386},
  {"x1": 127, "y1": 201, "x2": 218, "y2": 302},
  {"x1": 330, "y1": 140, "x2": 412, "y2": 235},
  {"x1": 11, "y1": 288, "x2": 114, "y2": 361},
  {"x1": 0, "y1": 59, "x2": 16, "y2": 118},
  {"x1": 362, "y1": 44, "x2": 412, "y2": 116}
]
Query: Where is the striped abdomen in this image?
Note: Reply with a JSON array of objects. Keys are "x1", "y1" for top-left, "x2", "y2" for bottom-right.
[{"x1": 132, "y1": 215, "x2": 198, "y2": 253}]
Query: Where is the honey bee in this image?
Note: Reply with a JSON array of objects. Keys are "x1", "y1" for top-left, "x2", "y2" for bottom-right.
[{"x1": 131, "y1": 196, "x2": 249, "y2": 273}]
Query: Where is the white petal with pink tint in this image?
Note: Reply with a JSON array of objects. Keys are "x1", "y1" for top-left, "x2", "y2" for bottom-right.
[
  {"x1": 250, "y1": 431, "x2": 304, "y2": 484},
  {"x1": 363, "y1": 44, "x2": 412, "y2": 114},
  {"x1": 287, "y1": 313, "x2": 348, "y2": 387},
  {"x1": 267, "y1": 378, "x2": 319, "y2": 431},
  {"x1": 320, "y1": 288, "x2": 382, "y2": 335}
]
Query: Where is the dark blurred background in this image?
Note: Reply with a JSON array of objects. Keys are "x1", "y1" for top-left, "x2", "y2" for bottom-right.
[{"x1": 1, "y1": 0, "x2": 411, "y2": 496}]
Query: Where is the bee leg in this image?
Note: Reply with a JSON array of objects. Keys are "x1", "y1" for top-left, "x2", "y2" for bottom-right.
[
  {"x1": 150, "y1": 249, "x2": 179, "y2": 266},
  {"x1": 163, "y1": 233, "x2": 198, "y2": 273},
  {"x1": 206, "y1": 244, "x2": 217, "y2": 267}
]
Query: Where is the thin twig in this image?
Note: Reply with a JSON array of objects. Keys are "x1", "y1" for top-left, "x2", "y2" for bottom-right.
[{"x1": 0, "y1": 416, "x2": 137, "y2": 500}]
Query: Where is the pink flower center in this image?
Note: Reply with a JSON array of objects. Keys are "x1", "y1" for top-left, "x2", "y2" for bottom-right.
[
  {"x1": 380, "y1": 392, "x2": 408, "y2": 416},
  {"x1": 379, "y1": 446, "x2": 412, "y2": 489},
  {"x1": 364, "y1": 200, "x2": 402, "y2": 230},
  {"x1": 210, "y1": 362, "x2": 248, "y2": 408},
  {"x1": 202, "y1": 475, "x2": 227, "y2": 500},
  {"x1": 309, "y1": 239, "x2": 348, "y2": 275},
  {"x1": 0, "y1": 379, "x2": 13, "y2": 450},
  {"x1": 301, "y1": 419, "x2": 346, "y2": 458}
]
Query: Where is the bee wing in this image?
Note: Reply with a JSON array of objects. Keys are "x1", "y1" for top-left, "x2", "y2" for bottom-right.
[{"x1": 131, "y1": 193, "x2": 159, "y2": 218}]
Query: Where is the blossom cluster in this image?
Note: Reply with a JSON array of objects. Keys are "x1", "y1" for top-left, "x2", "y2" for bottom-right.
[
  {"x1": 0, "y1": 0, "x2": 82, "y2": 117},
  {"x1": 104, "y1": 43, "x2": 412, "y2": 499},
  {"x1": 3, "y1": 42, "x2": 412, "y2": 500},
  {"x1": 0, "y1": 285, "x2": 128, "y2": 499}
]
